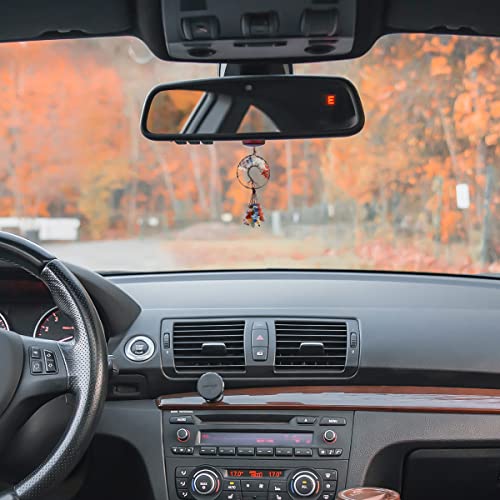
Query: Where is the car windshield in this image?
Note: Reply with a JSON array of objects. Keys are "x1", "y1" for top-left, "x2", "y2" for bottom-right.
[{"x1": 0, "y1": 34, "x2": 498, "y2": 274}]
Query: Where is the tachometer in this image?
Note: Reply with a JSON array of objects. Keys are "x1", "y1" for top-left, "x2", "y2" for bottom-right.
[
  {"x1": 0, "y1": 312, "x2": 9, "y2": 330},
  {"x1": 34, "y1": 307, "x2": 75, "y2": 342}
]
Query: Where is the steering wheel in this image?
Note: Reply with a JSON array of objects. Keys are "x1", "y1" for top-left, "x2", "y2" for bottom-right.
[{"x1": 0, "y1": 232, "x2": 108, "y2": 500}]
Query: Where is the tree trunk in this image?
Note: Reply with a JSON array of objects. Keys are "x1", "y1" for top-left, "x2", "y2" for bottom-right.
[
  {"x1": 208, "y1": 145, "x2": 219, "y2": 219},
  {"x1": 285, "y1": 141, "x2": 293, "y2": 211},
  {"x1": 480, "y1": 162, "x2": 495, "y2": 266},
  {"x1": 188, "y1": 148, "x2": 208, "y2": 216}
]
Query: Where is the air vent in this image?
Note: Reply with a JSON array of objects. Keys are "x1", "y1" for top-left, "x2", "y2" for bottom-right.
[
  {"x1": 173, "y1": 320, "x2": 245, "y2": 374},
  {"x1": 275, "y1": 320, "x2": 348, "y2": 372}
]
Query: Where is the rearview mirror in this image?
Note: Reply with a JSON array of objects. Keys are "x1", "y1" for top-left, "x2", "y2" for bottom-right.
[{"x1": 141, "y1": 76, "x2": 364, "y2": 143}]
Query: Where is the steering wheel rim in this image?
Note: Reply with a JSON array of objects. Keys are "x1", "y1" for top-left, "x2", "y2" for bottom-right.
[{"x1": 0, "y1": 232, "x2": 108, "y2": 500}]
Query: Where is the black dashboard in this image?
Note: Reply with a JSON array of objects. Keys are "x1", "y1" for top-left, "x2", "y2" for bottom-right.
[{"x1": 2, "y1": 266, "x2": 500, "y2": 499}]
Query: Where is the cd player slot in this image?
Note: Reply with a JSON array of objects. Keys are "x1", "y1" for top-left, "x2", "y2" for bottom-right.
[{"x1": 198, "y1": 414, "x2": 293, "y2": 424}]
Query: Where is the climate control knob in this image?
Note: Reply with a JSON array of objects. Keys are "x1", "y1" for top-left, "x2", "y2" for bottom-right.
[
  {"x1": 322, "y1": 429, "x2": 337, "y2": 443},
  {"x1": 290, "y1": 471, "x2": 321, "y2": 498},
  {"x1": 177, "y1": 428, "x2": 190, "y2": 442},
  {"x1": 191, "y1": 469, "x2": 220, "y2": 496}
]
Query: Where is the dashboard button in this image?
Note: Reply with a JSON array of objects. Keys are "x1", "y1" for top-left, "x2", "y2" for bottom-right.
[
  {"x1": 178, "y1": 490, "x2": 191, "y2": 499},
  {"x1": 176, "y1": 467, "x2": 195, "y2": 478},
  {"x1": 291, "y1": 472, "x2": 319, "y2": 497},
  {"x1": 296, "y1": 416, "x2": 316, "y2": 424},
  {"x1": 177, "y1": 428, "x2": 191, "y2": 442},
  {"x1": 318, "y1": 448, "x2": 336, "y2": 457},
  {"x1": 243, "y1": 480, "x2": 268, "y2": 492},
  {"x1": 294, "y1": 448, "x2": 313, "y2": 457},
  {"x1": 177, "y1": 479, "x2": 189, "y2": 489},
  {"x1": 218, "y1": 447, "x2": 236, "y2": 456},
  {"x1": 322, "y1": 430, "x2": 337, "y2": 443},
  {"x1": 170, "y1": 415, "x2": 194, "y2": 424},
  {"x1": 252, "y1": 321, "x2": 268, "y2": 330},
  {"x1": 192, "y1": 470, "x2": 219, "y2": 495},
  {"x1": 172, "y1": 446, "x2": 187, "y2": 454},
  {"x1": 269, "y1": 481, "x2": 287, "y2": 492},
  {"x1": 131, "y1": 340, "x2": 148, "y2": 355},
  {"x1": 270, "y1": 493, "x2": 291, "y2": 500},
  {"x1": 237, "y1": 447, "x2": 255, "y2": 456},
  {"x1": 242, "y1": 494, "x2": 267, "y2": 500},
  {"x1": 221, "y1": 493, "x2": 242, "y2": 500},
  {"x1": 186, "y1": 447, "x2": 194, "y2": 455},
  {"x1": 256, "y1": 447, "x2": 274, "y2": 456},
  {"x1": 252, "y1": 347, "x2": 268, "y2": 361},
  {"x1": 320, "y1": 494, "x2": 335, "y2": 500},
  {"x1": 323, "y1": 482, "x2": 337, "y2": 492},
  {"x1": 199, "y1": 446, "x2": 217, "y2": 455},
  {"x1": 318, "y1": 470, "x2": 337, "y2": 481},
  {"x1": 251, "y1": 330, "x2": 269, "y2": 346},
  {"x1": 319, "y1": 417, "x2": 346, "y2": 426},
  {"x1": 223, "y1": 480, "x2": 241, "y2": 491},
  {"x1": 275, "y1": 448, "x2": 293, "y2": 457}
]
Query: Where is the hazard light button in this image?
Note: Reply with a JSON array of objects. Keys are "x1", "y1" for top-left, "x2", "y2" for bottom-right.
[{"x1": 251, "y1": 329, "x2": 269, "y2": 346}]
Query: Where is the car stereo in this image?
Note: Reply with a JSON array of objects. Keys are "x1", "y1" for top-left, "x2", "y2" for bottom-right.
[{"x1": 163, "y1": 410, "x2": 353, "y2": 500}]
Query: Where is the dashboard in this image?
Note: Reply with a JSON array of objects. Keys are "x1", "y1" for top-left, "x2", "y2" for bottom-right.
[{"x1": 1, "y1": 266, "x2": 500, "y2": 500}]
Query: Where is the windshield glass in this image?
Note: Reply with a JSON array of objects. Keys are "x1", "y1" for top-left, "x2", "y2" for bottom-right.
[{"x1": 0, "y1": 35, "x2": 498, "y2": 274}]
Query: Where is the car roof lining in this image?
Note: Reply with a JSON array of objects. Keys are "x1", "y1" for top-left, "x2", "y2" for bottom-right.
[{"x1": 0, "y1": 0, "x2": 497, "y2": 62}]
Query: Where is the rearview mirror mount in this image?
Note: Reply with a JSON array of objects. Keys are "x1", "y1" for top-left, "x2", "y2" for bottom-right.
[{"x1": 141, "y1": 75, "x2": 364, "y2": 143}]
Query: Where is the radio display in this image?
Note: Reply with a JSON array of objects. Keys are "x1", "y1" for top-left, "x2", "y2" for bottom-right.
[
  {"x1": 200, "y1": 431, "x2": 313, "y2": 446},
  {"x1": 227, "y1": 470, "x2": 284, "y2": 478}
]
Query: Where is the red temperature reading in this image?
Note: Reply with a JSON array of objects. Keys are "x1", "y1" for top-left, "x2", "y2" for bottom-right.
[
  {"x1": 269, "y1": 471, "x2": 283, "y2": 478},
  {"x1": 228, "y1": 470, "x2": 284, "y2": 479}
]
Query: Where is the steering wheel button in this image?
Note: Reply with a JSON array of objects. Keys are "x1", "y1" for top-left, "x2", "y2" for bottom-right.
[
  {"x1": 30, "y1": 359, "x2": 43, "y2": 374},
  {"x1": 30, "y1": 347, "x2": 41, "y2": 359}
]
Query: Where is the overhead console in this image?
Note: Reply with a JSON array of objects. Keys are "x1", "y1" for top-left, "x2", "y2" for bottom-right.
[{"x1": 161, "y1": 0, "x2": 356, "y2": 61}]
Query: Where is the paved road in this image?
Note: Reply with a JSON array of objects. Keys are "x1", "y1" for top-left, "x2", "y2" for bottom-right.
[{"x1": 44, "y1": 238, "x2": 178, "y2": 272}]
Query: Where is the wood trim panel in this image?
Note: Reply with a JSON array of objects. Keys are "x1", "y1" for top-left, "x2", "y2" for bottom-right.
[{"x1": 157, "y1": 386, "x2": 500, "y2": 414}]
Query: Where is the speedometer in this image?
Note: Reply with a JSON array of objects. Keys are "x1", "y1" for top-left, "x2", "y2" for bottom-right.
[
  {"x1": 0, "y1": 312, "x2": 9, "y2": 330},
  {"x1": 34, "y1": 307, "x2": 75, "y2": 342}
]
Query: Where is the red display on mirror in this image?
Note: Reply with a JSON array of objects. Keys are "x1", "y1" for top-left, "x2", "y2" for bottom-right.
[{"x1": 325, "y1": 94, "x2": 336, "y2": 106}]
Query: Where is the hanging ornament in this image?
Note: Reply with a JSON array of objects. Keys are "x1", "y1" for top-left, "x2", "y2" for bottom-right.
[{"x1": 237, "y1": 146, "x2": 270, "y2": 228}]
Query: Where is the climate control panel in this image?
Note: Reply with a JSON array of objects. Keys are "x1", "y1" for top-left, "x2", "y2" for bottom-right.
[
  {"x1": 175, "y1": 466, "x2": 339, "y2": 500},
  {"x1": 164, "y1": 410, "x2": 352, "y2": 498}
]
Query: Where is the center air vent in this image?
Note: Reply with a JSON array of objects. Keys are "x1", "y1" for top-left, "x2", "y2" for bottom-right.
[
  {"x1": 173, "y1": 320, "x2": 245, "y2": 374},
  {"x1": 275, "y1": 320, "x2": 348, "y2": 372}
]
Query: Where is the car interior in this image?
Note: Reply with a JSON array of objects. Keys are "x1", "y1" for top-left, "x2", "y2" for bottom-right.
[{"x1": 0, "y1": 1, "x2": 499, "y2": 500}]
